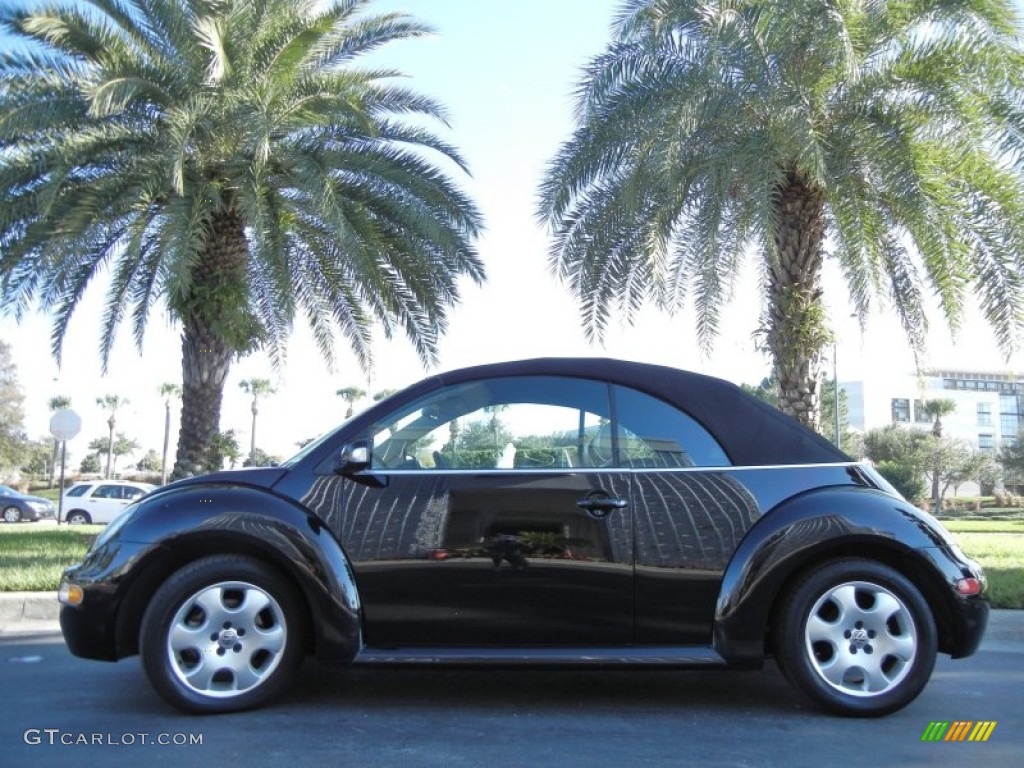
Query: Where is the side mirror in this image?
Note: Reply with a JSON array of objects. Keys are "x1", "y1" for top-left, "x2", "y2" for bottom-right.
[{"x1": 337, "y1": 439, "x2": 371, "y2": 474}]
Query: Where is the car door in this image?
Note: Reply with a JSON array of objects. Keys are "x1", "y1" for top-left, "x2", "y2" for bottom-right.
[
  {"x1": 335, "y1": 375, "x2": 634, "y2": 648},
  {"x1": 612, "y1": 384, "x2": 761, "y2": 644},
  {"x1": 88, "y1": 484, "x2": 131, "y2": 523}
]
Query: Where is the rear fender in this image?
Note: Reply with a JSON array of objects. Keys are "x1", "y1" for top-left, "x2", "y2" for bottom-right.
[{"x1": 713, "y1": 487, "x2": 951, "y2": 665}]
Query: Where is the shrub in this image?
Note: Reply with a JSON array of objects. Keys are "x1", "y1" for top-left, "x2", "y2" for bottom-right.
[{"x1": 876, "y1": 460, "x2": 926, "y2": 502}]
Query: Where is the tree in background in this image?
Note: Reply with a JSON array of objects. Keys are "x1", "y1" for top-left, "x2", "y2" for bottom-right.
[
  {"x1": 998, "y1": 432, "x2": 1024, "y2": 488},
  {"x1": 921, "y1": 399, "x2": 958, "y2": 511},
  {"x1": 540, "y1": 0, "x2": 1024, "y2": 431},
  {"x1": 239, "y1": 378, "x2": 275, "y2": 465},
  {"x1": 243, "y1": 447, "x2": 281, "y2": 468},
  {"x1": 136, "y1": 449, "x2": 163, "y2": 473},
  {"x1": 96, "y1": 395, "x2": 129, "y2": 479},
  {"x1": 860, "y1": 425, "x2": 933, "y2": 504},
  {"x1": 337, "y1": 387, "x2": 366, "y2": 419},
  {"x1": 88, "y1": 431, "x2": 140, "y2": 477},
  {"x1": 0, "y1": 0, "x2": 484, "y2": 479},
  {"x1": 20, "y1": 438, "x2": 52, "y2": 480},
  {"x1": 860, "y1": 424, "x2": 997, "y2": 509},
  {"x1": 79, "y1": 453, "x2": 101, "y2": 475},
  {"x1": 205, "y1": 430, "x2": 241, "y2": 472},
  {"x1": 0, "y1": 340, "x2": 26, "y2": 474},
  {"x1": 922, "y1": 399, "x2": 958, "y2": 439},
  {"x1": 158, "y1": 383, "x2": 182, "y2": 485}
]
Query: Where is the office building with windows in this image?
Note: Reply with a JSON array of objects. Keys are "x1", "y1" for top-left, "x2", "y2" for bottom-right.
[{"x1": 843, "y1": 369, "x2": 1024, "y2": 451}]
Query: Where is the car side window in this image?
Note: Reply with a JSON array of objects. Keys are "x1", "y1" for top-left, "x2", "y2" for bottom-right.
[
  {"x1": 93, "y1": 485, "x2": 121, "y2": 499},
  {"x1": 65, "y1": 485, "x2": 90, "y2": 497},
  {"x1": 369, "y1": 376, "x2": 611, "y2": 470},
  {"x1": 613, "y1": 385, "x2": 729, "y2": 467},
  {"x1": 124, "y1": 487, "x2": 145, "y2": 500}
]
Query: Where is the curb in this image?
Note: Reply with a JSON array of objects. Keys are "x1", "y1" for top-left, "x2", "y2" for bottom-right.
[
  {"x1": 0, "y1": 591, "x2": 59, "y2": 625},
  {"x1": 2, "y1": 591, "x2": 1023, "y2": 646}
]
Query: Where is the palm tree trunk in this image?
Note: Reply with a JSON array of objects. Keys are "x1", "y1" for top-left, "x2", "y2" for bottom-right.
[
  {"x1": 161, "y1": 401, "x2": 171, "y2": 485},
  {"x1": 250, "y1": 405, "x2": 257, "y2": 463},
  {"x1": 105, "y1": 416, "x2": 115, "y2": 479},
  {"x1": 170, "y1": 207, "x2": 250, "y2": 479},
  {"x1": 172, "y1": 316, "x2": 233, "y2": 478},
  {"x1": 766, "y1": 170, "x2": 828, "y2": 431}
]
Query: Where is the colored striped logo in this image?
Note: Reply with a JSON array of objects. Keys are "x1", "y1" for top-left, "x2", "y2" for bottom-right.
[{"x1": 921, "y1": 721, "x2": 997, "y2": 742}]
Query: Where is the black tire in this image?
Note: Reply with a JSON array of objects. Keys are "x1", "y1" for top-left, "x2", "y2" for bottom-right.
[
  {"x1": 3, "y1": 505, "x2": 22, "y2": 523},
  {"x1": 66, "y1": 510, "x2": 91, "y2": 525},
  {"x1": 140, "y1": 555, "x2": 307, "y2": 714},
  {"x1": 774, "y1": 558, "x2": 937, "y2": 717}
]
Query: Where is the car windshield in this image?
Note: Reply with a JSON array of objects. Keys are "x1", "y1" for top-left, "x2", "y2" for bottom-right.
[{"x1": 0, "y1": 484, "x2": 19, "y2": 496}]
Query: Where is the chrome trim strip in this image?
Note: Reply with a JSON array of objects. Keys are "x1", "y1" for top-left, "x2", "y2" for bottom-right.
[{"x1": 356, "y1": 461, "x2": 864, "y2": 477}]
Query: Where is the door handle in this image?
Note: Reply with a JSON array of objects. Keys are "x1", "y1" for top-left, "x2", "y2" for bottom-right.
[{"x1": 575, "y1": 494, "x2": 628, "y2": 518}]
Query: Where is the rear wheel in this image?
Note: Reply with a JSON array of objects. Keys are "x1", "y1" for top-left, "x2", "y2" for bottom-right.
[
  {"x1": 774, "y1": 559, "x2": 937, "y2": 716},
  {"x1": 140, "y1": 555, "x2": 306, "y2": 713},
  {"x1": 66, "y1": 510, "x2": 91, "y2": 525}
]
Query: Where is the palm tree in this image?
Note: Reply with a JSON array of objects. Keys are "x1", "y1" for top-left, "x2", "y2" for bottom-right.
[
  {"x1": 96, "y1": 395, "x2": 129, "y2": 479},
  {"x1": 922, "y1": 398, "x2": 957, "y2": 513},
  {"x1": 46, "y1": 395, "x2": 72, "y2": 488},
  {"x1": 158, "y1": 383, "x2": 182, "y2": 485},
  {"x1": 923, "y1": 399, "x2": 958, "y2": 440},
  {"x1": 86, "y1": 430, "x2": 139, "y2": 476},
  {"x1": 337, "y1": 386, "x2": 366, "y2": 418},
  {"x1": 206, "y1": 429, "x2": 241, "y2": 471},
  {"x1": 239, "y1": 377, "x2": 276, "y2": 463},
  {"x1": 111, "y1": 432, "x2": 141, "y2": 476},
  {"x1": 539, "y1": 0, "x2": 1024, "y2": 430},
  {"x1": 0, "y1": 0, "x2": 484, "y2": 479}
]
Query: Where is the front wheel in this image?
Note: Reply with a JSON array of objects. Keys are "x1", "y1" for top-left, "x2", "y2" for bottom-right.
[
  {"x1": 774, "y1": 559, "x2": 937, "y2": 717},
  {"x1": 3, "y1": 506, "x2": 22, "y2": 523},
  {"x1": 140, "y1": 555, "x2": 307, "y2": 713}
]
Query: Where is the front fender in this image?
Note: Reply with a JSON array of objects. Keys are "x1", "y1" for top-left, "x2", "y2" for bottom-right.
[
  {"x1": 81, "y1": 483, "x2": 361, "y2": 663},
  {"x1": 712, "y1": 487, "x2": 954, "y2": 665}
]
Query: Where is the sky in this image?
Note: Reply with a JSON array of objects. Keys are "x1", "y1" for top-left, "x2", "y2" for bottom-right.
[{"x1": 2, "y1": 0, "x2": 1023, "y2": 467}]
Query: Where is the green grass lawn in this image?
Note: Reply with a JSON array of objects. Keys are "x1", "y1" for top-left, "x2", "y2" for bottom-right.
[
  {"x1": 0, "y1": 525, "x2": 101, "y2": 591},
  {"x1": 942, "y1": 520, "x2": 1024, "y2": 533}
]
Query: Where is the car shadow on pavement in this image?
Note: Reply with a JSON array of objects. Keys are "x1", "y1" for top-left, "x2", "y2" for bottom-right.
[{"x1": 285, "y1": 659, "x2": 812, "y2": 716}]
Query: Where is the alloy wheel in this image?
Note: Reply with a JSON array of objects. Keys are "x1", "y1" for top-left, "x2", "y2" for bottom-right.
[
  {"x1": 165, "y1": 581, "x2": 288, "y2": 698},
  {"x1": 803, "y1": 580, "x2": 917, "y2": 697}
]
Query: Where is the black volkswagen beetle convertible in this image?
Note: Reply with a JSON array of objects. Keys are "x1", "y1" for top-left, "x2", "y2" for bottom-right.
[{"x1": 59, "y1": 359, "x2": 987, "y2": 716}]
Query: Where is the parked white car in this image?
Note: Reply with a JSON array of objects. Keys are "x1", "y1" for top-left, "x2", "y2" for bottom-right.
[{"x1": 61, "y1": 481, "x2": 156, "y2": 525}]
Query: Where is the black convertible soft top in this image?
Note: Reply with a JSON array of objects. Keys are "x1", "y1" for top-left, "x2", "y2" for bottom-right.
[{"x1": 407, "y1": 357, "x2": 850, "y2": 467}]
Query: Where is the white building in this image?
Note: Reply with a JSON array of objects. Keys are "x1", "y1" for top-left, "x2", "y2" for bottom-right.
[{"x1": 843, "y1": 369, "x2": 1024, "y2": 451}]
